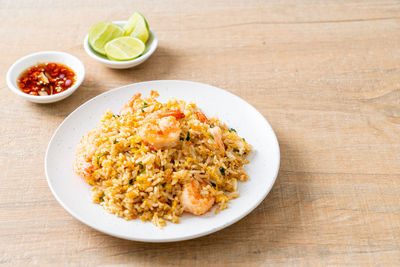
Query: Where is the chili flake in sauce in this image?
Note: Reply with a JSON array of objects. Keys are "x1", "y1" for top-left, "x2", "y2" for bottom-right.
[{"x1": 18, "y1": 62, "x2": 76, "y2": 96}]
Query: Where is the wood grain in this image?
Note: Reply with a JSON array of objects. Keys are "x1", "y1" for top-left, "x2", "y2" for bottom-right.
[{"x1": 1, "y1": 0, "x2": 400, "y2": 266}]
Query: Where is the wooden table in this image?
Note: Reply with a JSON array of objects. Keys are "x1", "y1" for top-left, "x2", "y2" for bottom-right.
[{"x1": 1, "y1": 0, "x2": 400, "y2": 265}]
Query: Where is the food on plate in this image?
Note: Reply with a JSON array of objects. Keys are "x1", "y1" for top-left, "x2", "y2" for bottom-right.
[
  {"x1": 73, "y1": 91, "x2": 251, "y2": 227},
  {"x1": 18, "y1": 63, "x2": 76, "y2": 96},
  {"x1": 88, "y1": 12, "x2": 150, "y2": 61}
]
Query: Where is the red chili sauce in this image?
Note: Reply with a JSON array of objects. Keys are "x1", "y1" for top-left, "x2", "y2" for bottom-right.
[{"x1": 18, "y1": 63, "x2": 76, "y2": 96}]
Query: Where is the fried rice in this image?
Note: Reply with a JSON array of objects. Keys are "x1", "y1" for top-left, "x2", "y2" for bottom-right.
[{"x1": 73, "y1": 91, "x2": 251, "y2": 227}]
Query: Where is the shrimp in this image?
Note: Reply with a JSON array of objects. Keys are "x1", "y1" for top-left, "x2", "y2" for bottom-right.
[
  {"x1": 73, "y1": 156, "x2": 94, "y2": 178},
  {"x1": 74, "y1": 135, "x2": 98, "y2": 178},
  {"x1": 209, "y1": 126, "x2": 225, "y2": 153},
  {"x1": 119, "y1": 93, "x2": 142, "y2": 116},
  {"x1": 181, "y1": 179, "x2": 215, "y2": 215},
  {"x1": 139, "y1": 110, "x2": 185, "y2": 149},
  {"x1": 195, "y1": 111, "x2": 209, "y2": 123},
  {"x1": 196, "y1": 111, "x2": 224, "y2": 153}
]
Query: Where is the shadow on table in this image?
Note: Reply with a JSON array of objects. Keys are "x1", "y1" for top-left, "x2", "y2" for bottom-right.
[
  {"x1": 106, "y1": 46, "x2": 179, "y2": 81},
  {"x1": 84, "y1": 129, "x2": 310, "y2": 263}
]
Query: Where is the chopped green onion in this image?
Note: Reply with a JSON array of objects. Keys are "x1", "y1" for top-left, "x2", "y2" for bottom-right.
[
  {"x1": 141, "y1": 102, "x2": 148, "y2": 113},
  {"x1": 112, "y1": 114, "x2": 120, "y2": 118},
  {"x1": 129, "y1": 179, "x2": 133, "y2": 185},
  {"x1": 219, "y1": 167, "x2": 226, "y2": 176},
  {"x1": 96, "y1": 153, "x2": 105, "y2": 164},
  {"x1": 242, "y1": 138, "x2": 246, "y2": 141},
  {"x1": 209, "y1": 133, "x2": 214, "y2": 139},
  {"x1": 139, "y1": 162, "x2": 144, "y2": 170},
  {"x1": 233, "y1": 148, "x2": 239, "y2": 152},
  {"x1": 243, "y1": 152, "x2": 247, "y2": 155},
  {"x1": 229, "y1": 128, "x2": 236, "y2": 133},
  {"x1": 99, "y1": 193, "x2": 105, "y2": 202},
  {"x1": 113, "y1": 139, "x2": 117, "y2": 144},
  {"x1": 179, "y1": 136, "x2": 184, "y2": 141},
  {"x1": 186, "y1": 131, "x2": 190, "y2": 141}
]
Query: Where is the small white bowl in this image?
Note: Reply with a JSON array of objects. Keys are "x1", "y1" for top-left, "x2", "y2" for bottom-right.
[
  {"x1": 6, "y1": 51, "x2": 85, "y2": 104},
  {"x1": 83, "y1": 21, "x2": 158, "y2": 69}
]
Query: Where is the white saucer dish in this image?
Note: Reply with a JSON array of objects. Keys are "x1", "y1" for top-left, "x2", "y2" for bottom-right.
[
  {"x1": 45, "y1": 80, "x2": 280, "y2": 242},
  {"x1": 6, "y1": 51, "x2": 85, "y2": 104},
  {"x1": 83, "y1": 21, "x2": 158, "y2": 69}
]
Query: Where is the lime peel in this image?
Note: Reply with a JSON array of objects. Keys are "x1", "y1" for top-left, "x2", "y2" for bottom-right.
[
  {"x1": 89, "y1": 22, "x2": 124, "y2": 55},
  {"x1": 124, "y1": 12, "x2": 150, "y2": 43},
  {"x1": 105, "y1": 37, "x2": 145, "y2": 61}
]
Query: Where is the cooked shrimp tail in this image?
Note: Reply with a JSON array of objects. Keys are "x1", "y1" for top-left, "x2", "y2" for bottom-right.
[
  {"x1": 119, "y1": 93, "x2": 142, "y2": 116},
  {"x1": 196, "y1": 111, "x2": 209, "y2": 123},
  {"x1": 209, "y1": 126, "x2": 225, "y2": 153}
]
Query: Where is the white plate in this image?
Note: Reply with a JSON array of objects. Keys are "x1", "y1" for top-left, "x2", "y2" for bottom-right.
[{"x1": 45, "y1": 80, "x2": 280, "y2": 242}]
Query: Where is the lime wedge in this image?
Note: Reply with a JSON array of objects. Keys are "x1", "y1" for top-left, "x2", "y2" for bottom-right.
[
  {"x1": 123, "y1": 12, "x2": 150, "y2": 43},
  {"x1": 105, "y1": 37, "x2": 145, "y2": 61},
  {"x1": 89, "y1": 22, "x2": 124, "y2": 55}
]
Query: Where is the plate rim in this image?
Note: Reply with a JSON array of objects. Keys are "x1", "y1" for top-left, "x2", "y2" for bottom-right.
[{"x1": 45, "y1": 80, "x2": 280, "y2": 242}]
